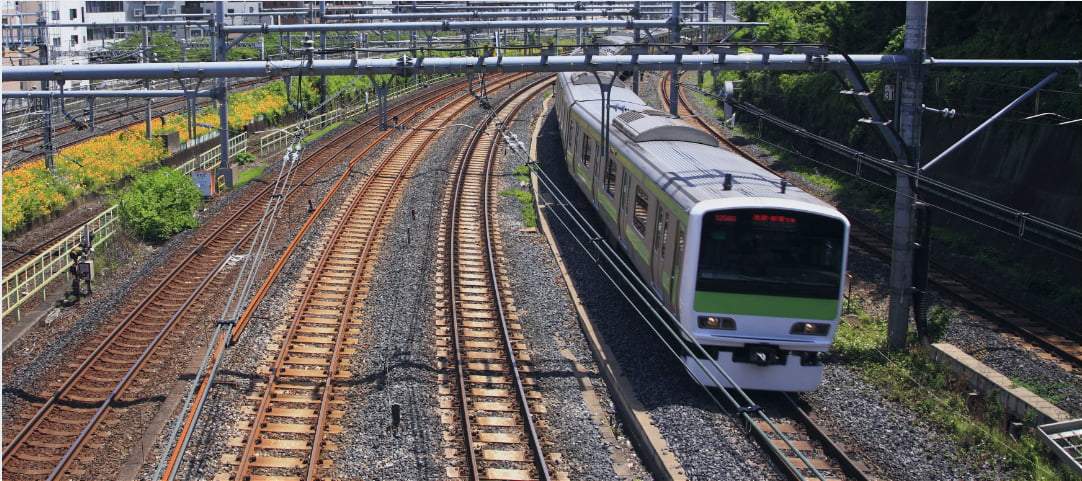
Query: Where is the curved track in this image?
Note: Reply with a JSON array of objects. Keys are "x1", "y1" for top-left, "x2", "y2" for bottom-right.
[
  {"x1": 0, "y1": 79, "x2": 471, "y2": 481},
  {"x1": 211, "y1": 73, "x2": 535, "y2": 481},
  {"x1": 437, "y1": 77, "x2": 556, "y2": 481}
]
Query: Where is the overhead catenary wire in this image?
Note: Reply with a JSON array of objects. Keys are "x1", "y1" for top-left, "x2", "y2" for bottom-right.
[
  {"x1": 153, "y1": 136, "x2": 305, "y2": 480},
  {"x1": 681, "y1": 83, "x2": 1082, "y2": 260}
]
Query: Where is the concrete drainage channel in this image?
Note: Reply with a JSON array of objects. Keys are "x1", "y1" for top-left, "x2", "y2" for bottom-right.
[{"x1": 930, "y1": 343, "x2": 1081, "y2": 475}]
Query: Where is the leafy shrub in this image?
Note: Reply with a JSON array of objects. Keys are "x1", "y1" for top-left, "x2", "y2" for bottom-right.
[
  {"x1": 233, "y1": 151, "x2": 257, "y2": 165},
  {"x1": 114, "y1": 168, "x2": 203, "y2": 242}
]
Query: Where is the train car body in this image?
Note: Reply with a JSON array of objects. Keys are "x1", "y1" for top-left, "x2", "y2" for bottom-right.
[{"x1": 552, "y1": 70, "x2": 850, "y2": 391}]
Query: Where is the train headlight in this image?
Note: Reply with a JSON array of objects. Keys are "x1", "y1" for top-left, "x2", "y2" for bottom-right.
[
  {"x1": 698, "y1": 316, "x2": 736, "y2": 330},
  {"x1": 789, "y1": 322, "x2": 831, "y2": 336}
]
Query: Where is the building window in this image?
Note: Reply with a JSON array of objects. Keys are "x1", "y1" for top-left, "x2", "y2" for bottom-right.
[
  {"x1": 71, "y1": 35, "x2": 79, "y2": 46},
  {"x1": 52, "y1": 37, "x2": 61, "y2": 47},
  {"x1": 87, "y1": 2, "x2": 124, "y2": 13},
  {"x1": 69, "y1": 9, "x2": 77, "y2": 19},
  {"x1": 51, "y1": 11, "x2": 60, "y2": 20}
]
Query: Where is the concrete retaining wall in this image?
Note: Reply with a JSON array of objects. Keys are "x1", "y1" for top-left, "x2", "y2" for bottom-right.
[{"x1": 930, "y1": 343, "x2": 1071, "y2": 425}]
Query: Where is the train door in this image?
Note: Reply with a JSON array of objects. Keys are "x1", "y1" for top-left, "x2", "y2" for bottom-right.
[
  {"x1": 616, "y1": 169, "x2": 631, "y2": 249},
  {"x1": 669, "y1": 226, "x2": 685, "y2": 309},
  {"x1": 566, "y1": 123, "x2": 578, "y2": 168},
  {"x1": 597, "y1": 153, "x2": 619, "y2": 226},
  {"x1": 650, "y1": 209, "x2": 670, "y2": 296},
  {"x1": 577, "y1": 134, "x2": 595, "y2": 191}
]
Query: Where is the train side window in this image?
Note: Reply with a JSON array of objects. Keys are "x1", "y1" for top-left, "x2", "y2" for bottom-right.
[
  {"x1": 580, "y1": 135, "x2": 592, "y2": 168},
  {"x1": 633, "y1": 185, "x2": 649, "y2": 235},
  {"x1": 603, "y1": 157, "x2": 616, "y2": 197}
]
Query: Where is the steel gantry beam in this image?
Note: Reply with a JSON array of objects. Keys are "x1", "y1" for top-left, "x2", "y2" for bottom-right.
[
  {"x1": 4, "y1": 55, "x2": 1076, "y2": 84},
  {"x1": 322, "y1": 10, "x2": 638, "y2": 21},
  {"x1": 222, "y1": 19, "x2": 677, "y2": 33}
]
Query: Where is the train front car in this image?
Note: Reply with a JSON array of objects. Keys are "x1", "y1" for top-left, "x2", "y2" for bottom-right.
[{"x1": 681, "y1": 200, "x2": 849, "y2": 392}]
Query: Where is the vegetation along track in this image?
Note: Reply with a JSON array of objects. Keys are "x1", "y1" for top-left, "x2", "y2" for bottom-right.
[
  {"x1": 435, "y1": 77, "x2": 558, "y2": 481},
  {"x1": 0, "y1": 77, "x2": 476, "y2": 481},
  {"x1": 206, "y1": 72, "x2": 535, "y2": 481},
  {"x1": 2, "y1": 78, "x2": 267, "y2": 170},
  {"x1": 658, "y1": 75, "x2": 1082, "y2": 374}
]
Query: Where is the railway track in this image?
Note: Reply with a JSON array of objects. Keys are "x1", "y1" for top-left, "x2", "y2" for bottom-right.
[
  {"x1": 756, "y1": 393, "x2": 875, "y2": 481},
  {"x1": 658, "y1": 74, "x2": 1082, "y2": 374},
  {"x1": 435, "y1": 77, "x2": 557, "y2": 481},
  {"x1": 204, "y1": 73, "x2": 535, "y2": 481},
  {"x1": 0, "y1": 78, "x2": 477, "y2": 481}
]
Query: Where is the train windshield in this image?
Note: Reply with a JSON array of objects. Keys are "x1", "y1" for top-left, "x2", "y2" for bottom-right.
[{"x1": 697, "y1": 209, "x2": 846, "y2": 298}]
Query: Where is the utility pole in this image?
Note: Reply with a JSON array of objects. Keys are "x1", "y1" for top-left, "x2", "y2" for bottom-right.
[
  {"x1": 36, "y1": 15, "x2": 56, "y2": 172},
  {"x1": 319, "y1": 1, "x2": 327, "y2": 115},
  {"x1": 143, "y1": 27, "x2": 152, "y2": 139},
  {"x1": 214, "y1": 2, "x2": 233, "y2": 186},
  {"x1": 887, "y1": 1, "x2": 927, "y2": 349},
  {"x1": 667, "y1": 1, "x2": 681, "y2": 115}
]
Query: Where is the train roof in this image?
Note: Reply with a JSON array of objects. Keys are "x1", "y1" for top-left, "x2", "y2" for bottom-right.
[
  {"x1": 635, "y1": 140, "x2": 831, "y2": 212},
  {"x1": 613, "y1": 109, "x2": 719, "y2": 146},
  {"x1": 558, "y1": 72, "x2": 835, "y2": 214}
]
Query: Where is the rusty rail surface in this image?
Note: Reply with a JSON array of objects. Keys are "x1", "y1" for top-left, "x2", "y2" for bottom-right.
[{"x1": 438, "y1": 76, "x2": 555, "y2": 481}]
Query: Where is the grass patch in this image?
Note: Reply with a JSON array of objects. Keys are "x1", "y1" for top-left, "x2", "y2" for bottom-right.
[
  {"x1": 500, "y1": 166, "x2": 538, "y2": 227},
  {"x1": 499, "y1": 188, "x2": 538, "y2": 228},
  {"x1": 303, "y1": 121, "x2": 345, "y2": 144},
  {"x1": 236, "y1": 166, "x2": 265, "y2": 187},
  {"x1": 833, "y1": 299, "x2": 1079, "y2": 481}
]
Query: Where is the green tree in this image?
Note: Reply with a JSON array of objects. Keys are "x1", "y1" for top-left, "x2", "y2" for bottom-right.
[
  {"x1": 107, "y1": 32, "x2": 184, "y2": 62},
  {"x1": 115, "y1": 167, "x2": 203, "y2": 242}
]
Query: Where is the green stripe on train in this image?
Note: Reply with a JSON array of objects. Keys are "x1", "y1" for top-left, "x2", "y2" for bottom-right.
[{"x1": 693, "y1": 291, "x2": 839, "y2": 320}]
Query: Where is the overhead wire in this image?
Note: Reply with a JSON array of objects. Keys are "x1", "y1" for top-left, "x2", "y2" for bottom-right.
[{"x1": 680, "y1": 82, "x2": 1082, "y2": 261}]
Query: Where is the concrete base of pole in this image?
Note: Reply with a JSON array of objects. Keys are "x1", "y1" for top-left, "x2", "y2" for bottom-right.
[{"x1": 216, "y1": 165, "x2": 239, "y2": 189}]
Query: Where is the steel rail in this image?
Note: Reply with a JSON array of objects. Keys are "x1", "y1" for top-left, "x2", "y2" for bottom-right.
[
  {"x1": 160, "y1": 78, "x2": 473, "y2": 480},
  {"x1": 2, "y1": 190, "x2": 269, "y2": 479},
  {"x1": 228, "y1": 73, "x2": 531, "y2": 480},
  {"x1": 478, "y1": 78, "x2": 555, "y2": 481},
  {"x1": 780, "y1": 393, "x2": 873, "y2": 481},
  {"x1": 231, "y1": 135, "x2": 403, "y2": 480},
  {"x1": 3, "y1": 72, "x2": 396, "y2": 474},
  {"x1": 448, "y1": 75, "x2": 554, "y2": 481},
  {"x1": 225, "y1": 76, "x2": 498, "y2": 343}
]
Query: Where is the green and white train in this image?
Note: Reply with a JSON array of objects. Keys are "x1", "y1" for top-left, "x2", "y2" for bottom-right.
[{"x1": 553, "y1": 69, "x2": 850, "y2": 391}]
